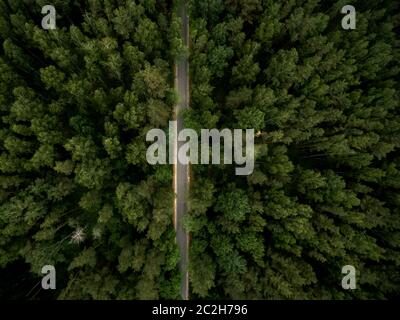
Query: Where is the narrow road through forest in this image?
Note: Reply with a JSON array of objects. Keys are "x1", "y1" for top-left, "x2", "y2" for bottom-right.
[{"x1": 174, "y1": 0, "x2": 190, "y2": 300}]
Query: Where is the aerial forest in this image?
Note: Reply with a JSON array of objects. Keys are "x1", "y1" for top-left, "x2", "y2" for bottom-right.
[
  {"x1": 0, "y1": 0, "x2": 399, "y2": 300},
  {"x1": 0, "y1": 0, "x2": 181, "y2": 299},
  {"x1": 186, "y1": 0, "x2": 400, "y2": 299}
]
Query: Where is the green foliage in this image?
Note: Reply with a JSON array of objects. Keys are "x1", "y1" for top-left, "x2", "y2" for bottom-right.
[
  {"x1": 188, "y1": 0, "x2": 400, "y2": 299},
  {"x1": 1, "y1": 0, "x2": 399, "y2": 301},
  {"x1": 0, "y1": 0, "x2": 179, "y2": 300}
]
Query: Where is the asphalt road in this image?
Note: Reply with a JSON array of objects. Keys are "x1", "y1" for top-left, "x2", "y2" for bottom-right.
[{"x1": 174, "y1": 1, "x2": 190, "y2": 300}]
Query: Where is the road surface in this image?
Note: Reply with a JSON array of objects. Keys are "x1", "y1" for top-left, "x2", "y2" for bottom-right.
[{"x1": 174, "y1": 0, "x2": 190, "y2": 300}]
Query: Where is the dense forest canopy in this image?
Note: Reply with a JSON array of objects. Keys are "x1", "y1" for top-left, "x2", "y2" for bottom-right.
[
  {"x1": 0, "y1": 0, "x2": 399, "y2": 300},
  {"x1": 186, "y1": 0, "x2": 400, "y2": 299},
  {"x1": 0, "y1": 0, "x2": 182, "y2": 299}
]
